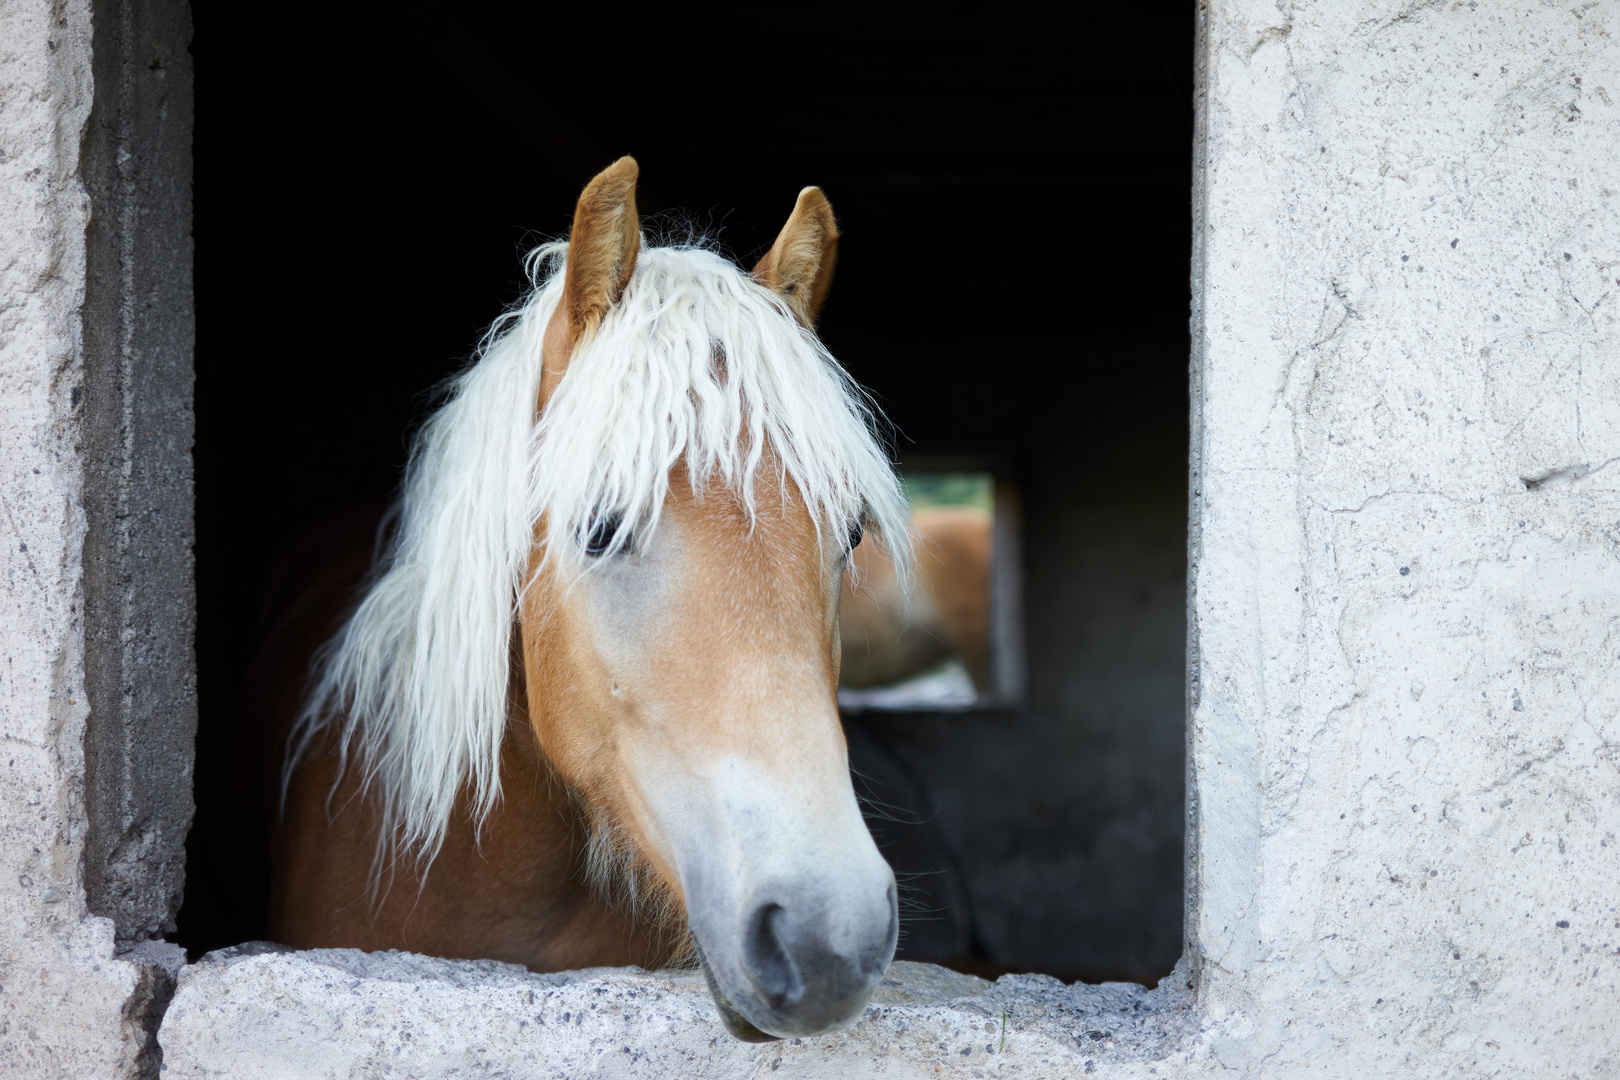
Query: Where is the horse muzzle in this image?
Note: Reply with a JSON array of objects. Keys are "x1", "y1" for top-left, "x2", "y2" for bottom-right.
[{"x1": 690, "y1": 875, "x2": 898, "y2": 1041}]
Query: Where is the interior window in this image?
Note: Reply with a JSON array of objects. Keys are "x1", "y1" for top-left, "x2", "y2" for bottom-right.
[{"x1": 839, "y1": 469, "x2": 1017, "y2": 712}]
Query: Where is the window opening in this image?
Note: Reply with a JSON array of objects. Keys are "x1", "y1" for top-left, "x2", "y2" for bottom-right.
[
  {"x1": 180, "y1": 0, "x2": 1194, "y2": 995},
  {"x1": 839, "y1": 467, "x2": 1023, "y2": 712}
]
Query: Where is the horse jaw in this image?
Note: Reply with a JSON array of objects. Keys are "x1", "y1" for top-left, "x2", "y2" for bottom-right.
[{"x1": 521, "y1": 479, "x2": 897, "y2": 1040}]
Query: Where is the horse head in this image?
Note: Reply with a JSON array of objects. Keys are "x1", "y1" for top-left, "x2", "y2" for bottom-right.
[{"x1": 521, "y1": 158, "x2": 905, "y2": 1039}]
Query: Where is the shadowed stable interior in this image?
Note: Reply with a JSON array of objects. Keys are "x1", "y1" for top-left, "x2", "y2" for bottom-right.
[{"x1": 180, "y1": 1, "x2": 1194, "y2": 984}]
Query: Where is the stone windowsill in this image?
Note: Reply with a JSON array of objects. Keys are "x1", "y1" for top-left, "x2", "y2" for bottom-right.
[{"x1": 158, "y1": 944, "x2": 1195, "y2": 1078}]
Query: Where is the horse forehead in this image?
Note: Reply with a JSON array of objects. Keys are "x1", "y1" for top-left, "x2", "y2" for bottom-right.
[{"x1": 671, "y1": 478, "x2": 822, "y2": 561}]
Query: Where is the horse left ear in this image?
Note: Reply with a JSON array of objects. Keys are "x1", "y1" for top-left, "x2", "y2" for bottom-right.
[
  {"x1": 565, "y1": 156, "x2": 641, "y2": 340},
  {"x1": 753, "y1": 187, "x2": 839, "y2": 326},
  {"x1": 541, "y1": 158, "x2": 640, "y2": 409}
]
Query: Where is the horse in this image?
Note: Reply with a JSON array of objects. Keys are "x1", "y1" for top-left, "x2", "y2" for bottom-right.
[
  {"x1": 839, "y1": 505, "x2": 992, "y2": 694},
  {"x1": 255, "y1": 157, "x2": 916, "y2": 1041}
]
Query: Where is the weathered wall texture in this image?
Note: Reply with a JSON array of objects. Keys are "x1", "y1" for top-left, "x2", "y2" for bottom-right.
[
  {"x1": 159, "y1": 947, "x2": 1192, "y2": 1080},
  {"x1": 0, "y1": 0, "x2": 192, "y2": 1077},
  {"x1": 1187, "y1": 0, "x2": 1620, "y2": 1072},
  {"x1": 78, "y1": 0, "x2": 195, "y2": 950}
]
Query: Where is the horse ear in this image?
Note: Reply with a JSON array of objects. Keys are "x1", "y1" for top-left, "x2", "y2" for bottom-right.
[
  {"x1": 753, "y1": 187, "x2": 839, "y2": 326},
  {"x1": 564, "y1": 156, "x2": 641, "y2": 339}
]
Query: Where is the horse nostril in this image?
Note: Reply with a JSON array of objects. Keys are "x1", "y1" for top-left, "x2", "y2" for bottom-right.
[{"x1": 741, "y1": 902, "x2": 803, "y2": 1008}]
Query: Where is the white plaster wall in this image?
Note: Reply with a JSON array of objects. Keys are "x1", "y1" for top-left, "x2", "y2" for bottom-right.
[
  {"x1": 0, "y1": 2, "x2": 184, "y2": 1076},
  {"x1": 1, "y1": 0, "x2": 140, "y2": 1073},
  {"x1": 1188, "y1": 0, "x2": 1620, "y2": 1073}
]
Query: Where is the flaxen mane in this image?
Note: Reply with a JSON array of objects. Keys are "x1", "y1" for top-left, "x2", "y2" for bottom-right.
[{"x1": 289, "y1": 239, "x2": 913, "y2": 888}]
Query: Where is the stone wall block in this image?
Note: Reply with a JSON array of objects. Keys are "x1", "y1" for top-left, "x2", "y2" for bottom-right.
[
  {"x1": 80, "y1": 0, "x2": 196, "y2": 948},
  {"x1": 1192, "y1": 0, "x2": 1620, "y2": 1071},
  {"x1": 1, "y1": 0, "x2": 193, "y2": 1075}
]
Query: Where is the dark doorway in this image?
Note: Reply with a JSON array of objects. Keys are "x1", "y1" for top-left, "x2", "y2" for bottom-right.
[{"x1": 181, "y1": 2, "x2": 1194, "y2": 984}]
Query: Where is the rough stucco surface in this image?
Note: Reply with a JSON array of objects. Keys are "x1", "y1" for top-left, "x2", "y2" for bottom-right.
[
  {"x1": 0, "y1": 0, "x2": 191, "y2": 1077},
  {"x1": 0, "y1": 3, "x2": 143, "y2": 1075},
  {"x1": 159, "y1": 949, "x2": 1193, "y2": 1079},
  {"x1": 1185, "y1": 0, "x2": 1620, "y2": 1074}
]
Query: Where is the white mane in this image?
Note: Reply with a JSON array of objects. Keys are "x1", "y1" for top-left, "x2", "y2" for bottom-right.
[{"x1": 291, "y1": 240, "x2": 913, "y2": 876}]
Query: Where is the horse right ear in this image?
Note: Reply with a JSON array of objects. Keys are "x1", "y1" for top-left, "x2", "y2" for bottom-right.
[
  {"x1": 753, "y1": 186, "x2": 839, "y2": 326},
  {"x1": 564, "y1": 156, "x2": 641, "y2": 341}
]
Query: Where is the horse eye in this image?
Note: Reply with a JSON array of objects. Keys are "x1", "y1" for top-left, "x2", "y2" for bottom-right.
[
  {"x1": 582, "y1": 513, "x2": 625, "y2": 557},
  {"x1": 845, "y1": 520, "x2": 864, "y2": 555}
]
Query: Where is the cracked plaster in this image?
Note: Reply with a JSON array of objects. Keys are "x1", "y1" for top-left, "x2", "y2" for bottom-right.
[{"x1": 1187, "y1": 0, "x2": 1620, "y2": 1074}]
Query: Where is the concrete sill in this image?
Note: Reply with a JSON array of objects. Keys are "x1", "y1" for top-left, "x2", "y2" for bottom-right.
[{"x1": 158, "y1": 944, "x2": 1192, "y2": 1078}]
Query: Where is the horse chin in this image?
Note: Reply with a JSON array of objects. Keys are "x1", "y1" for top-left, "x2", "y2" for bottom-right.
[{"x1": 694, "y1": 946, "x2": 783, "y2": 1043}]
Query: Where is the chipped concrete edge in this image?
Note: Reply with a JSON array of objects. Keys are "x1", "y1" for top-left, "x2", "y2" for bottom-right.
[{"x1": 157, "y1": 948, "x2": 1205, "y2": 1079}]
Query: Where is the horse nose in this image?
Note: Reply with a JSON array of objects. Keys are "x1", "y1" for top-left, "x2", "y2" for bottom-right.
[
  {"x1": 741, "y1": 903, "x2": 803, "y2": 1008},
  {"x1": 738, "y1": 885, "x2": 899, "y2": 1025}
]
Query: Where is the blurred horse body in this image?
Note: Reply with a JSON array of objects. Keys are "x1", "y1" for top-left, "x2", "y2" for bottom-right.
[{"x1": 840, "y1": 506, "x2": 992, "y2": 692}]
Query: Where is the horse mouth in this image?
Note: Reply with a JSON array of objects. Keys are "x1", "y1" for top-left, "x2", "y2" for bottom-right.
[{"x1": 694, "y1": 945, "x2": 782, "y2": 1043}]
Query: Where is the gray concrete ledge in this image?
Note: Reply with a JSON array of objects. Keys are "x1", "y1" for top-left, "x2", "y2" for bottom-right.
[{"x1": 159, "y1": 948, "x2": 1197, "y2": 1079}]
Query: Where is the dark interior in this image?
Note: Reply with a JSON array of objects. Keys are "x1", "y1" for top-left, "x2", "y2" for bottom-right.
[{"x1": 180, "y1": 1, "x2": 1194, "y2": 984}]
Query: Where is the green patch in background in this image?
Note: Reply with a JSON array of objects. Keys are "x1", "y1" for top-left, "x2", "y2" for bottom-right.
[{"x1": 901, "y1": 471, "x2": 994, "y2": 515}]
